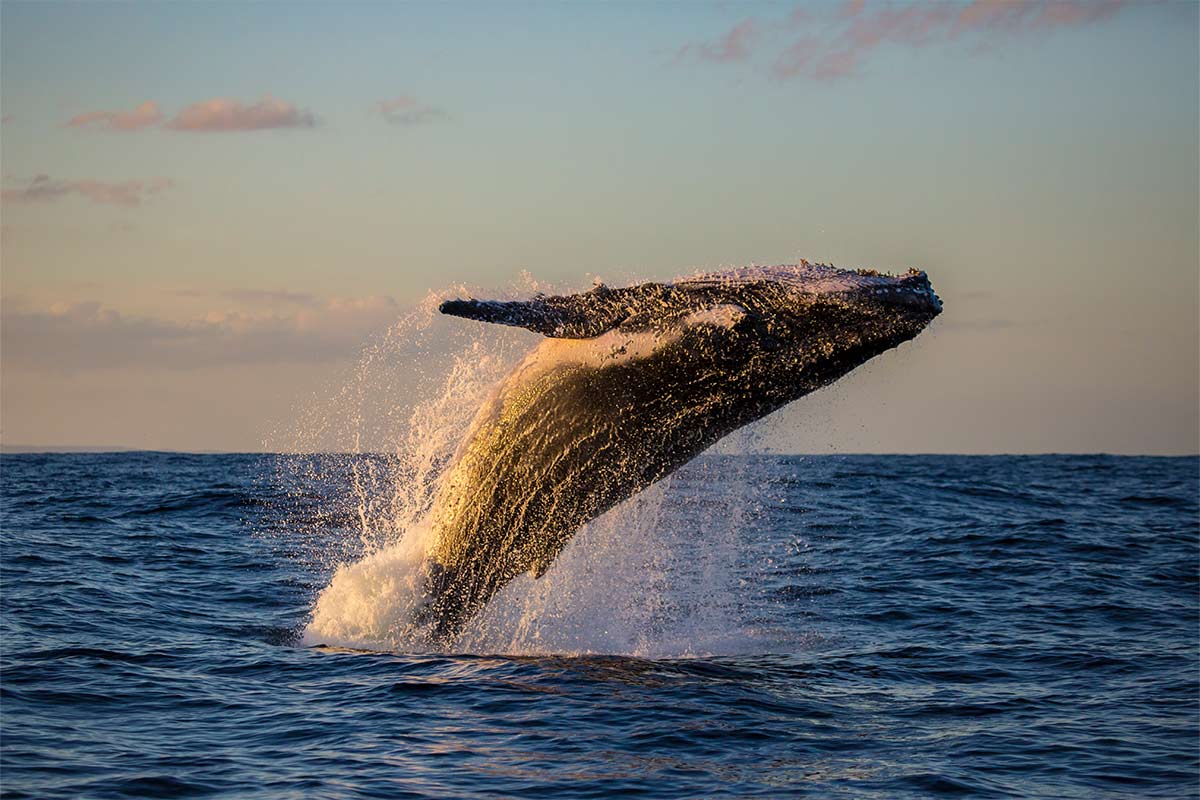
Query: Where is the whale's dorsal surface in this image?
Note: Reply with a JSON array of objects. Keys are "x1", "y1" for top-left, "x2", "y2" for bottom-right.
[{"x1": 420, "y1": 263, "x2": 942, "y2": 645}]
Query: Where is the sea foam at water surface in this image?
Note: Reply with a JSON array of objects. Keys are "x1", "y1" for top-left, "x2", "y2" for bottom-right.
[{"x1": 302, "y1": 524, "x2": 434, "y2": 650}]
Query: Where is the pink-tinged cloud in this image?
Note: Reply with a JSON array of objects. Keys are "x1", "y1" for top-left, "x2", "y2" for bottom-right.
[
  {"x1": 676, "y1": 18, "x2": 758, "y2": 64},
  {"x1": 376, "y1": 96, "x2": 448, "y2": 126},
  {"x1": 688, "y1": 0, "x2": 1131, "y2": 82},
  {"x1": 1, "y1": 174, "x2": 173, "y2": 207},
  {"x1": 68, "y1": 100, "x2": 163, "y2": 132},
  {"x1": 812, "y1": 48, "x2": 863, "y2": 81},
  {"x1": 772, "y1": 37, "x2": 819, "y2": 79},
  {"x1": 1, "y1": 114, "x2": 13, "y2": 125},
  {"x1": 839, "y1": 0, "x2": 867, "y2": 20},
  {"x1": 165, "y1": 95, "x2": 316, "y2": 132},
  {"x1": 841, "y1": 2, "x2": 957, "y2": 50},
  {"x1": 953, "y1": 0, "x2": 1127, "y2": 36}
]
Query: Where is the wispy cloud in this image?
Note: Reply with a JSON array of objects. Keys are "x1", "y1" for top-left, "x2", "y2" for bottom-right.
[
  {"x1": 678, "y1": 0, "x2": 1132, "y2": 82},
  {"x1": 376, "y1": 96, "x2": 448, "y2": 126},
  {"x1": 165, "y1": 95, "x2": 317, "y2": 132},
  {"x1": 1, "y1": 174, "x2": 173, "y2": 207},
  {"x1": 63, "y1": 96, "x2": 317, "y2": 133},
  {"x1": 791, "y1": 0, "x2": 1131, "y2": 80},
  {"x1": 220, "y1": 289, "x2": 321, "y2": 307},
  {"x1": 675, "y1": 18, "x2": 758, "y2": 64},
  {"x1": 2, "y1": 295, "x2": 400, "y2": 371},
  {"x1": 68, "y1": 100, "x2": 163, "y2": 131},
  {"x1": 1, "y1": 114, "x2": 13, "y2": 125},
  {"x1": 175, "y1": 288, "x2": 322, "y2": 306}
]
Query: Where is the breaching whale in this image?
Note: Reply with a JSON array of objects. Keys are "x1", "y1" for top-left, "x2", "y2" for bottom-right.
[{"x1": 418, "y1": 261, "x2": 941, "y2": 644}]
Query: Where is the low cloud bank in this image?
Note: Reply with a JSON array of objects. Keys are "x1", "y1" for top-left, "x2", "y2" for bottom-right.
[
  {"x1": 2, "y1": 295, "x2": 400, "y2": 371},
  {"x1": 68, "y1": 101, "x2": 163, "y2": 131},
  {"x1": 1, "y1": 175, "x2": 174, "y2": 207}
]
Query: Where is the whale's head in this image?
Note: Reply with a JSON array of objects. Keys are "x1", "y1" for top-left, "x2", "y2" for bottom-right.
[
  {"x1": 680, "y1": 261, "x2": 941, "y2": 326},
  {"x1": 667, "y1": 261, "x2": 942, "y2": 399},
  {"x1": 678, "y1": 262, "x2": 942, "y2": 345}
]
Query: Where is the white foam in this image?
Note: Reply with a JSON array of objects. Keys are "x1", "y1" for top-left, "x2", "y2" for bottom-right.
[{"x1": 302, "y1": 524, "x2": 434, "y2": 650}]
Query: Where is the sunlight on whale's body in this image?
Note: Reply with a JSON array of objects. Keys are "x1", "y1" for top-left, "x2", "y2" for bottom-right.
[
  {"x1": 417, "y1": 262, "x2": 942, "y2": 645},
  {"x1": 302, "y1": 262, "x2": 942, "y2": 652}
]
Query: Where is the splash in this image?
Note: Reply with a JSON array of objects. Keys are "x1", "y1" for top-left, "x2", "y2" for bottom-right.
[{"x1": 271, "y1": 282, "x2": 783, "y2": 657}]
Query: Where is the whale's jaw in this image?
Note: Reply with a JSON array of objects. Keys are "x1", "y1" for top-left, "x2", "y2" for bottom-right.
[{"x1": 422, "y1": 263, "x2": 942, "y2": 645}]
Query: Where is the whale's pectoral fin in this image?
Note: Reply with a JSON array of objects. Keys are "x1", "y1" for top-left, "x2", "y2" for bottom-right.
[{"x1": 439, "y1": 283, "x2": 670, "y2": 339}]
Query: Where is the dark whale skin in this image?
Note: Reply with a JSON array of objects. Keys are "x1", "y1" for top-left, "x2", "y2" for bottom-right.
[{"x1": 420, "y1": 265, "x2": 942, "y2": 644}]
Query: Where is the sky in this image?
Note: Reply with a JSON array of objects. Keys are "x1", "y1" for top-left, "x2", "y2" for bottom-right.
[{"x1": 1, "y1": 0, "x2": 1196, "y2": 454}]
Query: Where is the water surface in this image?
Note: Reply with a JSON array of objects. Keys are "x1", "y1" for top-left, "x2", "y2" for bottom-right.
[{"x1": 2, "y1": 453, "x2": 1197, "y2": 798}]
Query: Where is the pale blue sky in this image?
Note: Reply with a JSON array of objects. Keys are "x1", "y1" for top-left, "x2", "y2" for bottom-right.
[{"x1": 1, "y1": 1, "x2": 1196, "y2": 452}]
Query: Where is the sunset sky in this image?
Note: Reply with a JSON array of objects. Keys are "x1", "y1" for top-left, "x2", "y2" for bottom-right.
[{"x1": 2, "y1": 1, "x2": 1197, "y2": 454}]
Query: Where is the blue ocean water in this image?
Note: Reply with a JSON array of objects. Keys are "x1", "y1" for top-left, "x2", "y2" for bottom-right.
[{"x1": 1, "y1": 452, "x2": 1197, "y2": 798}]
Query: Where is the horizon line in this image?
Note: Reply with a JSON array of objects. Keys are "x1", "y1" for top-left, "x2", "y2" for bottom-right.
[{"x1": 2, "y1": 446, "x2": 1197, "y2": 458}]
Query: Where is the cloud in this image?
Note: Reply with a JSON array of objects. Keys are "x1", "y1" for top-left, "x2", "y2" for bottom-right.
[
  {"x1": 63, "y1": 96, "x2": 319, "y2": 132},
  {"x1": 1, "y1": 114, "x2": 13, "y2": 125},
  {"x1": 165, "y1": 95, "x2": 317, "y2": 132},
  {"x1": 685, "y1": 0, "x2": 1131, "y2": 82},
  {"x1": 952, "y1": 0, "x2": 1129, "y2": 35},
  {"x1": 220, "y1": 289, "x2": 321, "y2": 307},
  {"x1": 68, "y1": 101, "x2": 163, "y2": 132},
  {"x1": 175, "y1": 288, "x2": 322, "y2": 306},
  {"x1": 676, "y1": 18, "x2": 758, "y2": 64},
  {"x1": 1, "y1": 174, "x2": 173, "y2": 207},
  {"x1": 771, "y1": 37, "x2": 823, "y2": 79},
  {"x1": 376, "y1": 96, "x2": 448, "y2": 126},
  {"x1": 2, "y1": 295, "x2": 401, "y2": 371}
]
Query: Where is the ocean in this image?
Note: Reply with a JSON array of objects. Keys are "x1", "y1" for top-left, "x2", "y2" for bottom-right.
[{"x1": 1, "y1": 452, "x2": 1197, "y2": 798}]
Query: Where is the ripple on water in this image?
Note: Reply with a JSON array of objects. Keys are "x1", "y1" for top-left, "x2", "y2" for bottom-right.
[{"x1": 0, "y1": 453, "x2": 1196, "y2": 799}]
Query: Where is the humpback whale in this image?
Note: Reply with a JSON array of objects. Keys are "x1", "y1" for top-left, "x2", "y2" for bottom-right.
[{"x1": 418, "y1": 261, "x2": 941, "y2": 644}]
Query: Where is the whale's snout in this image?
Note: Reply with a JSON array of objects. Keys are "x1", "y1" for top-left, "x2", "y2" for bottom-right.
[{"x1": 861, "y1": 269, "x2": 942, "y2": 318}]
